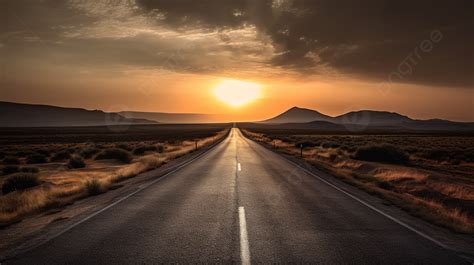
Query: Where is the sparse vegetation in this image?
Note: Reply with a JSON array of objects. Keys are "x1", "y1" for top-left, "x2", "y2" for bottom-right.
[
  {"x1": 26, "y1": 153, "x2": 48, "y2": 164},
  {"x1": 3, "y1": 156, "x2": 20, "y2": 165},
  {"x1": 20, "y1": 166, "x2": 40, "y2": 174},
  {"x1": 2, "y1": 166, "x2": 19, "y2": 175},
  {"x1": 15, "y1": 151, "x2": 32, "y2": 157},
  {"x1": 156, "y1": 144, "x2": 165, "y2": 153},
  {"x1": 133, "y1": 144, "x2": 158, "y2": 155},
  {"x1": 294, "y1": 140, "x2": 319, "y2": 148},
  {"x1": 110, "y1": 155, "x2": 164, "y2": 184},
  {"x1": 321, "y1": 141, "x2": 341, "y2": 149},
  {"x1": 80, "y1": 146, "x2": 100, "y2": 159},
  {"x1": 67, "y1": 156, "x2": 86, "y2": 169},
  {"x1": 354, "y1": 144, "x2": 409, "y2": 165},
  {"x1": 115, "y1": 143, "x2": 132, "y2": 151},
  {"x1": 84, "y1": 179, "x2": 104, "y2": 196},
  {"x1": 51, "y1": 150, "x2": 71, "y2": 161},
  {"x1": 0, "y1": 125, "x2": 229, "y2": 228},
  {"x1": 95, "y1": 148, "x2": 133, "y2": 163},
  {"x1": 2, "y1": 173, "x2": 40, "y2": 194},
  {"x1": 242, "y1": 128, "x2": 474, "y2": 233},
  {"x1": 34, "y1": 149, "x2": 51, "y2": 157}
]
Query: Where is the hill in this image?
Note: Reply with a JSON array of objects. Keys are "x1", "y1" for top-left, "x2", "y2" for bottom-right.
[
  {"x1": 261, "y1": 106, "x2": 474, "y2": 132},
  {"x1": 118, "y1": 111, "x2": 216, "y2": 124},
  {"x1": 262, "y1": 107, "x2": 333, "y2": 123},
  {"x1": 334, "y1": 110, "x2": 413, "y2": 126},
  {"x1": 0, "y1": 102, "x2": 156, "y2": 127}
]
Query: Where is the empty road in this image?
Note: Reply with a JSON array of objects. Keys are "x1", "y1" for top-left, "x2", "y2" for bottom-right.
[{"x1": 6, "y1": 129, "x2": 468, "y2": 264}]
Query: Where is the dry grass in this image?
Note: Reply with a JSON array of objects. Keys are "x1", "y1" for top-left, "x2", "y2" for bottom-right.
[
  {"x1": 0, "y1": 129, "x2": 229, "y2": 227},
  {"x1": 407, "y1": 197, "x2": 473, "y2": 232},
  {"x1": 426, "y1": 182, "x2": 474, "y2": 201},
  {"x1": 243, "y1": 129, "x2": 474, "y2": 234},
  {"x1": 109, "y1": 155, "x2": 164, "y2": 184},
  {"x1": 0, "y1": 185, "x2": 84, "y2": 227},
  {"x1": 372, "y1": 168, "x2": 429, "y2": 182},
  {"x1": 84, "y1": 179, "x2": 105, "y2": 196}
]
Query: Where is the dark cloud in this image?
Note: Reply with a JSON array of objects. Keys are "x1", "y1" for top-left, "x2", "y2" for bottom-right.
[
  {"x1": 0, "y1": 0, "x2": 90, "y2": 39},
  {"x1": 2, "y1": 0, "x2": 472, "y2": 87},
  {"x1": 267, "y1": 0, "x2": 473, "y2": 87},
  {"x1": 137, "y1": 0, "x2": 273, "y2": 29},
  {"x1": 137, "y1": 0, "x2": 474, "y2": 87},
  {"x1": 1, "y1": 33, "x2": 237, "y2": 74}
]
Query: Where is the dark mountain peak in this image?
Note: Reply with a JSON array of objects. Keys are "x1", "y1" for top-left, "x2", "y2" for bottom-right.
[
  {"x1": 261, "y1": 106, "x2": 473, "y2": 131},
  {"x1": 287, "y1": 106, "x2": 306, "y2": 111},
  {"x1": 0, "y1": 101, "x2": 156, "y2": 127},
  {"x1": 335, "y1": 110, "x2": 413, "y2": 125},
  {"x1": 267, "y1": 107, "x2": 415, "y2": 125},
  {"x1": 262, "y1": 106, "x2": 331, "y2": 123},
  {"x1": 342, "y1": 110, "x2": 411, "y2": 119},
  {"x1": 286, "y1": 106, "x2": 321, "y2": 113},
  {"x1": 359, "y1": 110, "x2": 405, "y2": 116}
]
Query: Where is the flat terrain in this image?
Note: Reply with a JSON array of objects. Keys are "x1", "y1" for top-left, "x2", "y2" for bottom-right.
[
  {"x1": 0, "y1": 124, "x2": 230, "y2": 144},
  {"x1": 240, "y1": 126, "x2": 474, "y2": 234},
  {"x1": 0, "y1": 124, "x2": 230, "y2": 227},
  {"x1": 2, "y1": 129, "x2": 469, "y2": 264}
]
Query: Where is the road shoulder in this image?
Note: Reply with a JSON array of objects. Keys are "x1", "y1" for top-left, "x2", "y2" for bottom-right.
[
  {"x1": 241, "y1": 131, "x2": 474, "y2": 262},
  {"x1": 0, "y1": 133, "x2": 229, "y2": 261}
]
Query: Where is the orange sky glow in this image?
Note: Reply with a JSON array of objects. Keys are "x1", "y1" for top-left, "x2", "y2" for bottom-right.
[
  {"x1": 1, "y1": 1, "x2": 472, "y2": 122},
  {"x1": 2, "y1": 69, "x2": 472, "y2": 122}
]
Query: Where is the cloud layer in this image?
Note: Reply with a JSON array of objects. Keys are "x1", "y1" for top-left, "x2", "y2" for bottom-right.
[
  {"x1": 137, "y1": 0, "x2": 473, "y2": 87},
  {"x1": 1, "y1": 0, "x2": 473, "y2": 87}
]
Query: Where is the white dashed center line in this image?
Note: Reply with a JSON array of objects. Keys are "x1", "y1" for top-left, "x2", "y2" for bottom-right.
[
  {"x1": 239, "y1": 206, "x2": 251, "y2": 265},
  {"x1": 238, "y1": 162, "x2": 242, "y2": 171}
]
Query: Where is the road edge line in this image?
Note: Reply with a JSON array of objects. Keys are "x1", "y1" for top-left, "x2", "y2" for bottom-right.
[
  {"x1": 239, "y1": 130, "x2": 453, "y2": 251},
  {"x1": 285, "y1": 158, "x2": 450, "y2": 249},
  {"x1": 3, "y1": 130, "x2": 231, "y2": 260}
]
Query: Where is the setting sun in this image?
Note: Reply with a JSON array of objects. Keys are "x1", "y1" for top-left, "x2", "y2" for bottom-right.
[
  {"x1": 1, "y1": 1, "x2": 473, "y2": 263},
  {"x1": 213, "y1": 80, "x2": 262, "y2": 107}
]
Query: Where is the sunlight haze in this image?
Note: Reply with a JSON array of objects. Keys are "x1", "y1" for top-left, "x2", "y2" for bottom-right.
[
  {"x1": 0, "y1": 0, "x2": 472, "y2": 121},
  {"x1": 213, "y1": 80, "x2": 262, "y2": 107},
  {"x1": 1, "y1": 1, "x2": 473, "y2": 263}
]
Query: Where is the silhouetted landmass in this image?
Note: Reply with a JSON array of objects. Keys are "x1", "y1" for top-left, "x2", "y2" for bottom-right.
[
  {"x1": 262, "y1": 107, "x2": 333, "y2": 123},
  {"x1": 1, "y1": 101, "x2": 472, "y2": 131},
  {"x1": 334, "y1": 110, "x2": 412, "y2": 125},
  {"x1": 0, "y1": 124, "x2": 231, "y2": 144},
  {"x1": 260, "y1": 106, "x2": 474, "y2": 132},
  {"x1": 0, "y1": 102, "x2": 156, "y2": 127},
  {"x1": 119, "y1": 111, "x2": 216, "y2": 123}
]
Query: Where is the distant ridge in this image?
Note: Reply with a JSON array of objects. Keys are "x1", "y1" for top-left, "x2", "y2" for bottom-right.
[
  {"x1": 1, "y1": 101, "x2": 472, "y2": 131},
  {"x1": 334, "y1": 110, "x2": 412, "y2": 125},
  {"x1": 0, "y1": 101, "x2": 156, "y2": 127},
  {"x1": 261, "y1": 106, "x2": 474, "y2": 132},
  {"x1": 262, "y1": 107, "x2": 332, "y2": 123},
  {"x1": 119, "y1": 111, "x2": 216, "y2": 124}
]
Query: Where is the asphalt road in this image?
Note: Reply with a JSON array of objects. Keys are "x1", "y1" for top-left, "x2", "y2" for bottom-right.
[{"x1": 6, "y1": 129, "x2": 468, "y2": 264}]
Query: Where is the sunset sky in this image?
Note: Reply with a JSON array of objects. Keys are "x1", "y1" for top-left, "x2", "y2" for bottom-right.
[{"x1": 1, "y1": 0, "x2": 472, "y2": 121}]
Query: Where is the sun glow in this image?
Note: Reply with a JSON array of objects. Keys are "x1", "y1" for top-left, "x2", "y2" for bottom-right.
[{"x1": 213, "y1": 80, "x2": 262, "y2": 107}]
